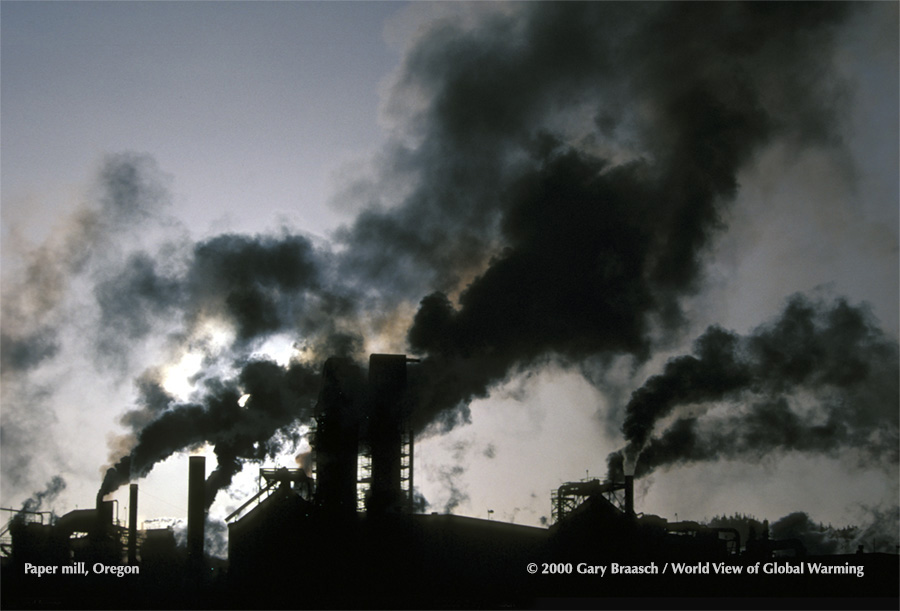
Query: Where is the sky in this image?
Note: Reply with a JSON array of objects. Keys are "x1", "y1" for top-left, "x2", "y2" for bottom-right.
[{"x1": 1, "y1": 1, "x2": 897, "y2": 552}]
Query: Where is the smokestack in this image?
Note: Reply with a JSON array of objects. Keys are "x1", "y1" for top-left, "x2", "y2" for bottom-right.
[
  {"x1": 624, "y1": 475, "x2": 634, "y2": 516},
  {"x1": 94, "y1": 491, "x2": 114, "y2": 539},
  {"x1": 313, "y1": 357, "x2": 360, "y2": 519},
  {"x1": 187, "y1": 456, "x2": 206, "y2": 563},
  {"x1": 623, "y1": 453, "x2": 636, "y2": 516},
  {"x1": 367, "y1": 354, "x2": 408, "y2": 515},
  {"x1": 128, "y1": 483, "x2": 138, "y2": 564}
]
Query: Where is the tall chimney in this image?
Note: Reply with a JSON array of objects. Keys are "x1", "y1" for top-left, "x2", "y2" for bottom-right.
[
  {"x1": 313, "y1": 358, "x2": 359, "y2": 519},
  {"x1": 624, "y1": 475, "x2": 634, "y2": 516},
  {"x1": 367, "y1": 354, "x2": 408, "y2": 515},
  {"x1": 187, "y1": 456, "x2": 206, "y2": 563},
  {"x1": 623, "y1": 453, "x2": 636, "y2": 516},
  {"x1": 128, "y1": 484, "x2": 138, "y2": 564}
]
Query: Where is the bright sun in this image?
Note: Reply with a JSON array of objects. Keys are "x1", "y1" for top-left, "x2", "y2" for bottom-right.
[{"x1": 162, "y1": 352, "x2": 204, "y2": 400}]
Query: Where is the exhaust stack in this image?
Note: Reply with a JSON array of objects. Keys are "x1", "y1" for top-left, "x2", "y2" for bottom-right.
[
  {"x1": 187, "y1": 456, "x2": 206, "y2": 563},
  {"x1": 128, "y1": 484, "x2": 138, "y2": 564},
  {"x1": 623, "y1": 454, "x2": 636, "y2": 516}
]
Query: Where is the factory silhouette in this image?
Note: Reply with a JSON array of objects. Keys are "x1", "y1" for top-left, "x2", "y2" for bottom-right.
[{"x1": 2, "y1": 354, "x2": 897, "y2": 610}]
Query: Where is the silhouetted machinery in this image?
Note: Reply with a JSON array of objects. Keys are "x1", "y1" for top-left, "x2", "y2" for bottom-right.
[
  {"x1": 549, "y1": 475, "x2": 740, "y2": 561},
  {"x1": 3, "y1": 352, "x2": 897, "y2": 609}
]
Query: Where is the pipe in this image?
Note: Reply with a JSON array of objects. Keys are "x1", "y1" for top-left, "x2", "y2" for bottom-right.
[
  {"x1": 128, "y1": 484, "x2": 138, "y2": 564},
  {"x1": 0, "y1": 508, "x2": 51, "y2": 524}
]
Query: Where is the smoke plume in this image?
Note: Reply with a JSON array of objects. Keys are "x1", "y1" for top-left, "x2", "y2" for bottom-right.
[
  {"x1": 4, "y1": 3, "x2": 891, "y2": 518},
  {"x1": 100, "y1": 358, "x2": 323, "y2": 505},
  {"x1": 394, "y1": 2, "x2": 858, "y2": 431},
  {"x1": 19, "y1": 476, "x2": 67, "y2": 514},
  {"x1": 609, "y1": 293, "x2": 898, "y2": 479}
]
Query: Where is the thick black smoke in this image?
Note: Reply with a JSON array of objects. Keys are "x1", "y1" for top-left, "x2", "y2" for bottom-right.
[
  {"x1": 99, "y1": 3, "x2": 872, "y2": 500},
  {"x1": 4, "y1": 3, "x2": 882, "y2": 512},
  {"x1": 391, "y1": 2, "x2": 857, "y2": 430},
  {"x1": 100, "y1": 358, "x2": 324, "y2": 505},
  {"x1": 608, "y1": 294, "x2": 899, "y2": 479},
  {"x1": 94, "y1": 232, "x2": 359, "y2": 357}
]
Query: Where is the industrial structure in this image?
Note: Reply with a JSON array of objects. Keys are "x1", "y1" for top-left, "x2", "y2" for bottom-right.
[{"x1": 2, "y1": 353, "x2": 897, "y2": 609}]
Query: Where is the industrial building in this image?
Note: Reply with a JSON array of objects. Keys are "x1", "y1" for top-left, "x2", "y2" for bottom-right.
[{"x1": 2, "y1": 354, "x2": 897, "y2": 609}]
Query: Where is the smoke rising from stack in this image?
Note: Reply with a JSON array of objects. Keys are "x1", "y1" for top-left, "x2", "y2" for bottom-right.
[
  {"x1": 19, "y1": 476, "x2": 67, "y2": 514},
  {"x1": 608, "y1": 293, "x2": 899, "y2": 480},
  {"x1": 100, "y1": 358, "x2": 324, "y2": 505},
  {"x1": 399, "y1": 2, "x2": 859, "y2": 431},
  {"x1": 1, "y1": 3, "x2": 894, "y2": 522}
]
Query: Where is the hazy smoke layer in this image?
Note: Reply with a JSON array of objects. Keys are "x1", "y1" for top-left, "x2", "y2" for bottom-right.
[{"x1": 607, "y1": 294, "x2": 898, "y2": 478}]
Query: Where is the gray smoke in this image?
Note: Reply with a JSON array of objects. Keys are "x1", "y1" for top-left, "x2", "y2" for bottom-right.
[
  {"x1": 1, "y1": 152, "x2": 180, "y2": 501},
  {"x1": 770, "y1": 508, "x2": 900, "y2": 555},
  {"x1": 1, "y1": 152, "x2": 175, "y2": 376},
  {"x1": 438, "y1": 465, "x2": 469, "y2": 515},
  {"x1": 19, "y1": 476, "x2": 67, "y2": 514}
]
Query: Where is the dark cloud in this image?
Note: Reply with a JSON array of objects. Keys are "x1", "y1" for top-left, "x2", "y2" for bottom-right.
[
  {"x1": 97, "y1": 152, "x2": 172, "y2": 224},
  {"x1": 90, "y1": 231, "x2": 369, "y2": 366}
]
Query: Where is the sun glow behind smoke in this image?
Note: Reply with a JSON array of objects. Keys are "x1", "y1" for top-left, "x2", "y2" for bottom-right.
[
  {"x1": 161, "y1": 352, "x2": 203, "y2": 401},
  {"x1": 254, "y1": 334, "x2": 298, "y2": 367}
]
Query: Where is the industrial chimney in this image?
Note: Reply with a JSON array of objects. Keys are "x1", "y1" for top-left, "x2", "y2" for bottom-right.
[
  {"x1": 367, "y1": 354, "x2": 410, "y2": 515},
  {"x1": 623, "y1": 454, "x2": 636, "y2": 516},
  {"x1": 128, "y1": 483, "x2": 138, "y2": 564},
  {"x1": 313, "y1": 357, "x2": 360, "y2": 519},
  {"x1": 187, "y1": 456, "x2": 206, "y2": 563}
]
